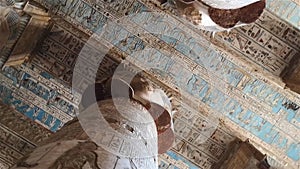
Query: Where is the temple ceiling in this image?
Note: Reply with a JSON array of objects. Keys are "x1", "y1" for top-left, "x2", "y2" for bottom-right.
[{"x1": 0, "y1": 0, "x2": 299, "y2": 168}]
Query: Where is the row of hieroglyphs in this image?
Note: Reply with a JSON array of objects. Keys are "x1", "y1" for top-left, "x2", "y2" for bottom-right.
[
  {"x1": 216, "y1": 10, "x2": 300, "y2": 76},
  {"x1": 28, "y1": 0, "x2": 300, "y2": 165},
  {"x1": 0, "y1": 102, "x2": 49, "y2": 168},
  {"x1": 38, "y1": 0, "x2": 299, "y2": 82},
  {"x1": 0, "y1": 20, "x2": 90, "y2": 131},
  {"x1": 36, "y1": 0, "x2": 300, "y2": 30},
  {"x1": 171, "y1": 102, "x2": 236, "y2": 168},
  {"x1": 0, "y1": 102, "x2": 51, "y2": 143},
  {"x1": 159, "y1": 151, "x2": 198, "y2": 169},
  {"x1": 0, "y1": 20, "x2": 124, "y2": 132},
  {"x1": 153, "y1": 1, "x2": 300, "y2": 77},
  {"x1": 0, "y1": 25, "x2": 238, "y2": 169},
  {"x1": 114, "y1": 27, "x2": 300, "y2": 163},
  {"x1": 21, "y1": 0, "x2": 299, "y2": 78},
  {"x1": 0, "y1": 125, "x2": 35, "y2": 167},
  {"x1": 31, "y1": 0, "x2": 300, "y2": 76},
  {"x1": 32, "y1": 22, "x2": 120, "y2": 86},
  {"x1": 0, "y1": 68, "x2": 235, "y2": 166},
  {"x1": 266, "y1": 0, "x2": 300, "y2": 30},
  {"x1": 0, "y1": 68, "x2": 71, "y2": 131}
]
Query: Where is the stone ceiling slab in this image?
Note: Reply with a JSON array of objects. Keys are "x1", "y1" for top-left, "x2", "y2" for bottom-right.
[{"x1": 0, "y1": 0, "x2": 299, "y2": 168}]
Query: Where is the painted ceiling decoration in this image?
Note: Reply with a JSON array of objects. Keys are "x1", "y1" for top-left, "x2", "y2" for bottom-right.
[
  {"x1": 0, "y1": 0, "x2": 299, "y2": 168},
  {"x1": 0, "y1": 102, "x2": 51, "y2": 168},
  {"x1": 11, "y1": 74, "x2": 177, "y2": 169}
]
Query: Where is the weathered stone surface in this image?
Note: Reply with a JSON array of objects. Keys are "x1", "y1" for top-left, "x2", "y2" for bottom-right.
[
  {"x1": 283, "y1": 53, "x2": 300, "y2": 94},
  {"x1": 0, "y1": 0, "x2": 299, "y2": 168},
  {"x1": 4, "y1": 2, "x2": 51, "y2": 66},
  {"x1": 0, "y1": 0, "x2": 37, "y2": 67},
  {"x1": 213, "y1": 140, "x2": 267, "y2": 169},
  {"x1": 0, "y1": 102, "x2": 51, "y2": 168}
]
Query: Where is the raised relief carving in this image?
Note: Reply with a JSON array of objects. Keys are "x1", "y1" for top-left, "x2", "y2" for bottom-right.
[
  {"x1": 0, "y1": 0, "x2": 298, "y2": 168},
  {"x1": 0, "y1": 102, "x2": 51, "y2": 144},
  {"x1": 0, "y1": 102, "x2": 52, "y2": 168},
  {"x1": 49, "y1": 141, "x2": 100, "y2": 169},
  {"x1": 4, "y1": 1, "x2": 51, "y2": 67}
]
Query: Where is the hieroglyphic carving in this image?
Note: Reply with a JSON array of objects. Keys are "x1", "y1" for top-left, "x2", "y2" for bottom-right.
[
  {"x1": 0, "y1": 141, "x2": 23, "y2": 166},
  {"x1": 31, "y1": 21, "x2": 116, "y2": 86},
  {"x1": 28, "y1": 0, "x2": 300, "y2": 78},
  {"x1": 172, "y1": 139, "x2": 216, "y2": 168},
  {"x1": 0, "y1": 101, "x2": 51, "y2": 168},
  {"x1": 0, "y1": 125, "x2": 35, "y2": 155},
  {"x1": 110, "y1": 13, "x2": 300, "y2": 138},
  {"x1": 20, "y1": 64, "x2": 80, "y2": 104},
  {"x1": 71, "y1": 5, "x2": 299, "y2": 168},
  {"x1": 0, "y1": 1, "x2": 296, "y2": 168},
  {"x1": 60, "y1": 3, "x2": 298, "y2": 166},
  {"x1": 1, "y1": 18, "x2": 122, "y2": 133},
  {"x1": 0, "y1": 71, "x2": 69, "y2": 131},
  {"x1": 215, "y1": 11, "x2": 300, "y2": 76},
  {"x1": 172, "y1": 103, "x2": 236, "y2": 166},
  {"x1": 0, "y1": 101, "x2": 51, "y2": 144},
  {"x1": 158, "y1": 151, "x2": 196, "y2": 169},
  {"x1": 266, "y1": 0, "x2": 300, "y2": 29}
]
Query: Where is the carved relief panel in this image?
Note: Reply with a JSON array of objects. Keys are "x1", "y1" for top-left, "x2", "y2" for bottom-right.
[{"x1": 0, "y1": 102, "x2": 51, "y2": 168}]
